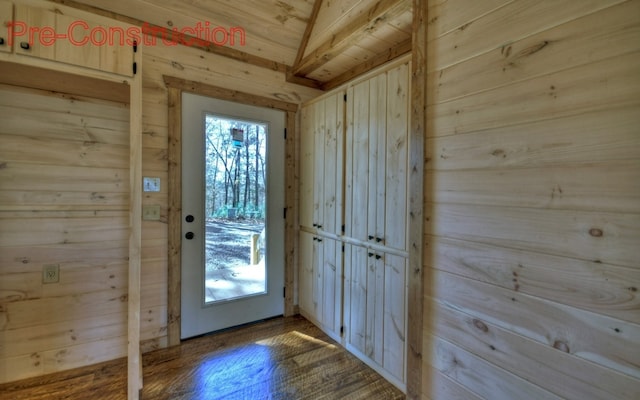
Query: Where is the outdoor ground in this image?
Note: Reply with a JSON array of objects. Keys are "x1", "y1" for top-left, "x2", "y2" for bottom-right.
[{"x1": 204, "y1": 218, "x2": 266, "y2": 302}]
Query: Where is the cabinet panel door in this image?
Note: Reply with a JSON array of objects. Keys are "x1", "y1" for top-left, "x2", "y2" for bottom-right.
[
  {"x1": 347, "y1": 80, "x2": 370, "y2": 242},
  {"x1": 15, "y1": 5, "x2": 56, "y2": 59},
  {"x1": 383, "y1": 253, "x2": 407, "y2": 382},
  {"x1": 320, "y1": 237, "x2": 342, "y2": 336},
  {"x1": 345, "y1": 244, "x2": 385, "y2": 363},
  {"x1": 0, "y1": 1, "x2": 13, "y2": 53},
  {"x1": 345, "y1": 244, "x2": 369, "y2": 353},
  {"x1": 14, "y1": 5, "x2": 133, "y2": 76},
  {"x1": 369, "y1": 73, "x2": 387, "y2": 244},
  {"x1": 54, "y1": 13, "x2": 101, "y2": 71},
  {"x1": 312, "y1": 98, "x2": 325, "y2": 230},
  {"x1": 345, "y1": 245, "x2": 407, "y2": 382},
  {"x1": 321, "y1": 92, "x2": 344, "y2": 236},
  {"x1": 384, "y1": 63, "x2": 409, "y2": 251},
  {"x1": 298, "y1": 232, "x2": 315, "y2": 315},
  {"x1": 299, "y1": 105, "x2": 315, "y2": 229}
]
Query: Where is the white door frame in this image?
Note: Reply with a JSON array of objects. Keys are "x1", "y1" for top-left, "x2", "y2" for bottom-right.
[
  {"x1": 164, "y1": 77, "x2": 298, "y2": 345},
  {"x1": 180, "y1": 92, "x2": 285, "y2": 339}
]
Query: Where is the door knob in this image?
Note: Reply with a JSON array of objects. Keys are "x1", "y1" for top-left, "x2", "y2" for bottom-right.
[
  {"x1": 185, "y1": 232, "x2": 194, "y2": 240},
  {"x1": 185, "y1": 215, "x2": 194, "y2": 223}
]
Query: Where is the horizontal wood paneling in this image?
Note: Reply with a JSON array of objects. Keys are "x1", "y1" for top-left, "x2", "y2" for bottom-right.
[
  {"x1": 423, "y1": 1, "x2": 640, "y2": 398},
  {"x1": 429, "y1": 301, "x2": 639, "y2": 399},
  {"x1": 430, "y1": 0, "x2": 640, "y2": 102},
  {"x1": 427, "y1": 51, "x2": 640, "y2": 136},
  {"x1": 431, "y1": 162, "x2": 640, "y2": 213},
  {"x1": 0, "y1": 83, "x2": 130, "y2": 383},
  {"x1": 429, "y1": 236, "x2": 640, "y2": 324},
  {"x1": 427, "y1": 270, "x2": 640, "y2": 380},
  {"x1": 426, "y1": 105, "x2": 640, "y2": 170},
  {"x1": 428, "y1": 334, "x2": 563, "y2": 400},
  {"x1": 430, "y1": 203, "x2": 639, "y2": 268},
  {"x1": 426, "y1": 0, "x2": 627, "y2": 71}
]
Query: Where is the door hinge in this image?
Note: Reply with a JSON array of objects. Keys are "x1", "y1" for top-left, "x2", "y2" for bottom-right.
[
  {"x1": 132, "y1": 62, "x2": 137, "y2": 75},
  {"x1": 133, "y1": 40, "x2": 138, "y2": 53},
  {"x1": 342, "y1": 244, "x2": 345, "y2": 253},
  {"x1": 343, "y1": 94, "x2": 347, "y2": 102},
  {"x1": 340, "y1": 326, "x2": 344, "y2": 335},
  {"x1": 284, "y1": 128, "x2": 287, "y2": 140},
  {"x1": 341, "y1": 224, "x2": 345, "y2": 233},
  {"x1": 283, "y1": 287, "x2": 286, "y2": 298},
  {"x1": 283, "y1": 208, "x2": 287, "y2": 219}
]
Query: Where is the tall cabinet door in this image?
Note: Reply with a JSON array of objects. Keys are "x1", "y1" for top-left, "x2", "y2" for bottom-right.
[
  {"x1": 299, "y1": 91, "x2": 345, "y2": 235},
  {"x1": 383, "y1": 63, "x2": 409, "y2": 251},
  {"x1": 300, "y1": 103, "x2": 316, "y2": 229},
  {"x1": 344, "y1": 247, "x2": 407, "y2": 387},
  {"x1": 298, "y1": 232, "x2": 343, "y2": 341},
  {"x1": 345, "y1": 63, "x2": 409, "y2": 250}
]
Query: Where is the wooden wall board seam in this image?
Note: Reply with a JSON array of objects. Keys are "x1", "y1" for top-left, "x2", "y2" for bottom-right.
[
  {"x1": 427, "y1": 0, "x2": 517, "y2": 39},
  {"x1": 428, "y1": 49, "x2": 640, "y2": 106},
  {"x1": 430, "y1": 1, "x2": 640, "y2": 104},
  {"x1": 425, "y1": 235, "x2": 640, "y2": 324},
  {"x1": 426, "y1": 51, "x2": 640, "y2": 137},
  {"x1": 428, "y1": 269, "x2": 640, "y2": 379},
  {"x1": 427, "y1": 299, "x2": 640, "y2": 399},
  {"x1": 425, "y1": 0, "x2": 630, "y2": 72},
  {"x1": 428, "y1": 47, "x2": 640, "y2": 108},
  {"x1": 425, "y1": 334, "x2": 564, "y2": 400}
]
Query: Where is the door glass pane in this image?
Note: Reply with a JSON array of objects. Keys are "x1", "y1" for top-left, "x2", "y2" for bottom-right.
[{"x1": 204, "y1": 114, "x2": 267, "y2": 304}]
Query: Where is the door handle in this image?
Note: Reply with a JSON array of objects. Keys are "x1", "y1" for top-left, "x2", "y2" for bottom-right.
[
  {"x1": 185, "y1": 215, "x2": 194, "y2": 223},
  {"x1": 185, "y1": 232, "x2": 194, "y2": 240}
]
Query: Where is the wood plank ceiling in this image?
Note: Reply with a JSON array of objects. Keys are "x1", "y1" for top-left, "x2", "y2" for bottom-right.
[{"x1": 64, "y1": 0, "x2": 413, "y2": 91}]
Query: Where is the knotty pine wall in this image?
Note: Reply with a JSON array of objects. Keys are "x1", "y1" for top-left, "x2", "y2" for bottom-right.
[
  {"x1": 0, "y1": 33, "x2": 320, "y2": 383},
  {"x1": 422, "y1": 1, "x2": 640, "y2": 399},
  {"x1": 0, "y1": 84, "x2": 130, "y2": 383}
]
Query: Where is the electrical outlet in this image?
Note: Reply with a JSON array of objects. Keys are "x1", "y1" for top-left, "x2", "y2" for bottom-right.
[
  {"x1": 143, "y1": 205, "x2": 161, "y2": 221},
  {"x1": 43, "y1": 264, "x2": 60, "y2": 284}
]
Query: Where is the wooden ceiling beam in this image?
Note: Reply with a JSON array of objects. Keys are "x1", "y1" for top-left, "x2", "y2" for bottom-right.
[
  {"x1": 292, "y1": 0, "x2": 411, "y2": 77},
  {"x1": 293, "y1": 0, "x2": 324, "y2": 69},
  {"x1": 321, "y1": 38, "x2": 411, "y2": 91}
]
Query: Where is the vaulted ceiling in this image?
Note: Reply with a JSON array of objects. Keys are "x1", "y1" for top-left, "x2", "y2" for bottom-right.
[{"x1": 61, "y1": 0, "x2": 413, "y2": 90}]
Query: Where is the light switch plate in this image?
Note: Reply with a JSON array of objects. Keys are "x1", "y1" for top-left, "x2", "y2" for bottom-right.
[
  {"x1": 143, "y1": 177, "x2": 161, "y2": 192},
  {"x1": 143, "y1": 205, "x2": 161, "y2": 221}
]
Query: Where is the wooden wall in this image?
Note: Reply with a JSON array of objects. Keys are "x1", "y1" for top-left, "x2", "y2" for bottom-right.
[
  {"x1": 0, "y1": 84, "x2": 130, "y2": 383},
  {"x1": 137, "y1": 39, "x2": 321, "y2": 352},
  {"x1": 422, "y1": 1, "x2": 640, "y2": 399},
  {"x1": 0, "y1": 24, "x2": 320, "y2": 383}
]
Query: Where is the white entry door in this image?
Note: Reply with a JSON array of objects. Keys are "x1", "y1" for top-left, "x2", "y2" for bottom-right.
[{"x1": 181, "y1": 92, "x2": 285, "y2": 339}]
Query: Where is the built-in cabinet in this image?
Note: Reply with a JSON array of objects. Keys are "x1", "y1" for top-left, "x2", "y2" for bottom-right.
[
  {"x1": 1, "y1": 1, "x2": 134, "y2": 76},
  {"x1": 298, "y1": 58, "x2": 410, "y2": 391}
]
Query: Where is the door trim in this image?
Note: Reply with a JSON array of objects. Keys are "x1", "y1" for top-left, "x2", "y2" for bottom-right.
[{"x1": 164, "y1": 76, "x2": 298, "y2": 346}]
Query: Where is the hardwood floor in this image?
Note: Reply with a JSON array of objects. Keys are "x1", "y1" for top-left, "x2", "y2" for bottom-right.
[{"x1": 0, "y1": 316, "x2": 405, "y2": 399}]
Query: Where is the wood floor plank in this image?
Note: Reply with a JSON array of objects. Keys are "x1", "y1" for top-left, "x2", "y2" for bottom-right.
[{"x1": 0, "y1": 316, "x2": 404, "y2": 399}]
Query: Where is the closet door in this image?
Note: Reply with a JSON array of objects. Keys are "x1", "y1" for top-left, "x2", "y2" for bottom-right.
[
  {"x1": 320, "y1": 92, "x2": 344, "y2": 236},
  {"x1": 344, "y1": 246, "x2": 407, "y2": 388},
  {"x1": 298, "y1": 232, "x2": 342, "y2": 341},
  {"x1": 300, "y1": 92, "x2": 344, "y2": 236},
  {"x1": 299, "y1": 103, "x2": 316, "y2": 229},
  {"x1": 383, "y1": 63, "x2": 409, "y2": 252}
]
